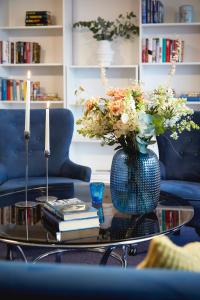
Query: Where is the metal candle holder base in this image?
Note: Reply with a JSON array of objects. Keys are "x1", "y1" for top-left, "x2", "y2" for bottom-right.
[{"x1": 15, "y1": 131, "x2": 38, "y2": 208}]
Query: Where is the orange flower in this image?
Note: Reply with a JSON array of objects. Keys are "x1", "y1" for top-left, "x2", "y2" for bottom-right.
[
  {"x1": 108, "y1": 100, "x2": 124, "y2": 116},
  {"x1": 107, "y1": 88, "x2": 127, "y2": 100},
  {"x1": 85, "y1": 98, "x2": 97, "y2": 111}
]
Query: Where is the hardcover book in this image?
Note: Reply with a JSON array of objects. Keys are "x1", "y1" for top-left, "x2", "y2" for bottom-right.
[
  {"x1": 45, "y1": 198, "x2": 92, "y2": 218},
  {"x1": 42, "y1": 208, "x2": 99, "y2": 232},
  {"x1": 43, "y1": 220, "x2": 99, "y2": 242}
]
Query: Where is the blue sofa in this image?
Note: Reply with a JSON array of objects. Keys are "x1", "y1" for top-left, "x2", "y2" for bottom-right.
[
  {"x1": 0, "y1": 109, "x2": 91, "y2": 197},
  {"x1": 156, "y1": 111, "x2": 200, "y2": 202},
  {"x1": 0, "y1": 261, "x2": 199, "y2": 299}
]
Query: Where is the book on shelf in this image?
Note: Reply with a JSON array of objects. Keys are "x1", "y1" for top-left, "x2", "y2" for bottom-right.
[
  {"x1": 142, "y1": 0, "x2": 164, "y2": 24},
  {"x1": 25, "y1": 11, "x2": 52, "y2": 26},
  {"x1": 44, "y1": 198, "x2": 98, "y2": 221},
  {"x1": 0, "y1": 78, "x2": 42, "y2": 101},
  {"x1": 142, "y1": 38, "x2": 184, "y2": 63},
  {"x1": 42, "y1": 207, "x2": 99, "y2": 232},
  {"x1": 43, "y1": 220, "x2": 99, "y2": 242},
  {"x1": 0, "y1": 41, "x2": 41, "y2": 64}
]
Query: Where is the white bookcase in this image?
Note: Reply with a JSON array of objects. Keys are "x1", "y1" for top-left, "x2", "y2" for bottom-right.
[
  {"x1": 0, "y1": 0, "x2": 64, "y2": 109},
  {"x1": 0, "y1": 0, "x2": 200, "y2": 176}
]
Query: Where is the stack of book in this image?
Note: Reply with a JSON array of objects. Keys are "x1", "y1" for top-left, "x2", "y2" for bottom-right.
[
  {"x1": 25, "y1": 11, "x2": 52, "y2": 26},
  {"x1": 42, "y1": 198, "x2": 100, "y2": 241}
]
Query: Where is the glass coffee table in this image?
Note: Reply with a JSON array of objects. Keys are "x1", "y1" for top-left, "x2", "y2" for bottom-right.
[{"x1": 0, "y1": 184, "x2": 194, "y2": 267}]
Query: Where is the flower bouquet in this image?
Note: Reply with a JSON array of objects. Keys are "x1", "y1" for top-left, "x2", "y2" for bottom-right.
[{"x1": 77, "y1": 84, "x2": 199, "y2": 214}]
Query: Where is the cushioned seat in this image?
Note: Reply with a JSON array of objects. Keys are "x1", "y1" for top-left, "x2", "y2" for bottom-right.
[
  {"x1": 0, "y1": 109, "x2": 91, "y2": 196},
  {"x1": 0, "y1": 177, "x2": 81, "y2": 192},
  {"x1": 161, "y1": 180, "x2": 200, "y2": 201},
  {"x1": 156, "y1": 111, "x2": 200, "y2": 202}
]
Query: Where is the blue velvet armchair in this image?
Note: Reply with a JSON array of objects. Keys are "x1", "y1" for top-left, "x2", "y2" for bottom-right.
[
  {"x1": 0, "y1": 261, "x2": 200, "y2": 300},
  {"x1": 0, "y1": 109, "x2": 91, "y2": 197},
  {"x1": 156, "y1": 111, "x2": 200, "y2": 202}
]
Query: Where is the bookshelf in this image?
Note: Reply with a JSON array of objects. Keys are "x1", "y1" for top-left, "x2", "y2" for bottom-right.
[
  {"x1": 0, "y1": 0, "x2": 200, "y2": 173},
  {"x1": 0, "y1": 0, "x2": 64, "y2": 107},
  {"x1": 139, "y1": 0, "x2": 200, "y2": 99}
]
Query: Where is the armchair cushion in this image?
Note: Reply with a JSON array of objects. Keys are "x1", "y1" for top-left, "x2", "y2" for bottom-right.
[
  {"x1": 61, "y1": 159, "x2": 91, "y2": 182},
  {"x1": 161, "y1": 180, "x2": 200, "y2": 201},
  {"x1": 156, "y1": 111, "x2": 200, "y2": 182},
  {"x1": 138, "y1": 235, "x2": 200, "y2": 272}
]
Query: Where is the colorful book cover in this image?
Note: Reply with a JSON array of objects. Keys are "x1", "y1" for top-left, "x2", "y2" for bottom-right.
[{"x1": 162, "y1": 38, "x2": 166, "y2": 62}]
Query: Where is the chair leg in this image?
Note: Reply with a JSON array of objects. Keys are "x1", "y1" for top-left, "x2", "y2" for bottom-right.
[{"x1": 6, "y1": 245, "x2": 13, "y2": 261}]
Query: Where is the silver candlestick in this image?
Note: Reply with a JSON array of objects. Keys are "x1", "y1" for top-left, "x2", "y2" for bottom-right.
[
  {"x1": 15, "y1": 131, "x2": 37, "y2": 208},
  {"x1": 35, "y1": 150, "x2": 57, "y2": 203}
]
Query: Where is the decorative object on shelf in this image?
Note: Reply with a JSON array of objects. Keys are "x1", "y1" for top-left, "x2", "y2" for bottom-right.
[
  {"x1": 15, "y1": 70, "x2": 37, "y2": 208},
  {"x1": 179, "y1": 5, "x2": 194, "y2": 23},
  {"x1": 76, "y1": 82, "x2": 199, "y2": 214},
  {"x1": 73, "y1": 12, "x2": 139, "y2": 66}
]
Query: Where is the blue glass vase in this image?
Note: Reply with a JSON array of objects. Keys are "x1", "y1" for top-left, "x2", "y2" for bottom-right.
[{"x1": 110, "y1": 149, "x2": 160, "y2": 214}]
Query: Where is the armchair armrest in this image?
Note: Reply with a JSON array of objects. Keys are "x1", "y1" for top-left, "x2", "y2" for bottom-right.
[
  {"x1": 159, "y1": 161, "x2": 166, "y2": 180},
  {"x1": 60, "y1": 159, "x2": 91, "y2": 182},
  {"x1": 0, "y1": 163, "x2": 7, "y2": 185}
]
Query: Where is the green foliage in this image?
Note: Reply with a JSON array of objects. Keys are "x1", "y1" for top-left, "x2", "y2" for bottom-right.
[{"x1": 73, "y1": 12, "x2": 139, "y2": 41}]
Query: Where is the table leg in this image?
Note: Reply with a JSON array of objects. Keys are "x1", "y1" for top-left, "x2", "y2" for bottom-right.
[
  {"x1": 122, "y1": 245, "x2": 129, "y2": 268},
  {"x1": 6, "y1": 245, "x2": 13, "y2": 261},
  {"x1": 99, "y1": 246, "x2": 117, "y2": 265}
]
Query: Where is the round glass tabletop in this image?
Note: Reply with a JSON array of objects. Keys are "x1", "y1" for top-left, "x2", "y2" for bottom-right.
[{"x1": 0, "y1": 184, "x2": 194, "y2": 248}]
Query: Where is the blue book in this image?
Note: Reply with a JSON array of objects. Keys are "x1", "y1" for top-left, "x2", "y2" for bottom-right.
[
  {"x1": 1, "y1": 78, "x2": 7, "y2": 100},
  {"x1": 142, "y1": 0, "x2": 147, "y2": 24},
  {"x1": 162, "y1": 38, "x2": 166, "y2": 62},
  {"x1": 42, "y1": 208, "x2": 99, "y2": 232},
  {"x1": 13, "y1": 80, "x2": 17, "y2": 100}
]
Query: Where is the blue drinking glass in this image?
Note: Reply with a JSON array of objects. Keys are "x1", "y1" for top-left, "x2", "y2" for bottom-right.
[{"x1": 90, "y1": 182, "x2": 105, "y2": 206}]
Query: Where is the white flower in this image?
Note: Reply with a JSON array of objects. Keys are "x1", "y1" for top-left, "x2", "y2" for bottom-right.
[
  {"x1": 121, "y1": 113, "x2": 129, "y2": 124},
  {"x1": 130, "y1": 96, "x2": 136, "y2": 111}
]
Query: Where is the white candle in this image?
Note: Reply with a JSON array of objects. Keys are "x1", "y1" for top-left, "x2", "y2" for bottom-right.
[
  {"x1": 45, "y1": 101, "x2": 50, "y2": 153},
  {"x1": 25, "y1": 70, "x2": 31, "y2": 133}
]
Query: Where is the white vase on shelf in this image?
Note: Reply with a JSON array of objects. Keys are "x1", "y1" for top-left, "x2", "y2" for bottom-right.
[{"x1": 97, "y1": 40, "x2": 114, "y2": 67}]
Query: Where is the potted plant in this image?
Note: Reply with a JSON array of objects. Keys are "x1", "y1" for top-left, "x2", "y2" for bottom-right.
[{"x1": 73, "y1": 12, "x2": 139, "y2": 66}]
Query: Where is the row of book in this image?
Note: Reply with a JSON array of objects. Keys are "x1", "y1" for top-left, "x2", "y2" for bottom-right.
[
  {"x1": 142, "y1": 0, "x2": 164, "y2": 24},
  {"x1": 0, "y1": 78, "x2": 40, "y2": 101},
  {"x1": 0, "y1": 41, "x2": 41, "y2": 64},
  {"x1": 25, "y1": 11, "x2": 52, "y2": 26},
  {"x1": 42, "y1": 198, "x2": 100, "y2": 241},
  {"x1": 0, "y1": 206, "x2": 40, "y2": 225},
  {"x1": 157, "y1": 209, "x2": 180, "y2": 231},
  {"x1": 142, "y1": 38, "x2": 184, "y2": 63},
  {"x1": 181, "y1": 93, "x2": 200, "y2": 102}
]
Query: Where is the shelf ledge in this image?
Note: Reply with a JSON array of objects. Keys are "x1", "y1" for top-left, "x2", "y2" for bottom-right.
[
  {"x1": 0, "y1": 25, "x2": 63, "y2": 30},
  {"x1": 0, "y1": 63, "x2": 63, "y2": 67},
  {"x1": 142, "y1": 22, "x2": 200, "y2": 27}
]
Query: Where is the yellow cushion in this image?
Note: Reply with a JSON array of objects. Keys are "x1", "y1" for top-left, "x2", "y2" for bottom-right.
[{"x1": 137, "y1": 235, "x2": 200, "y2": 272}]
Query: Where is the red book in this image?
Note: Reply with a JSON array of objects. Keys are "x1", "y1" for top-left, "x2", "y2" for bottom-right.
[
  {"x1": 166, "y1": 39, "x2": 171, "y2": 63},
  {"x1": 6, "y1": 80, "x2": 10, "y2": 100}
]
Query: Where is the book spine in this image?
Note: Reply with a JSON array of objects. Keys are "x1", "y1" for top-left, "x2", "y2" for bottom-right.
[
  {"x1": 166, "y1": 38, "x2": 171, "y2": 63},
  {"x1": 162, "y1": 38, "x2": 166, "y2": 62},
  {"x1": 148, "y1": 37, "x2": 152, "y2": 63},
  {"x1": 6, "y1": 80, "x2": 10, "y2": 100},
  {"x1": 16, "y1": 80, "x2": 20, "y2": 101},
  {"x1": 26, "y1": 11, "x2": 51, "y2": 16},
  {"x1": 1, "y1": 79, "x2": 7, "y2": 100},
  {"x1": 142, "y1": 0, "x2": 147, "y2": 24}
]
